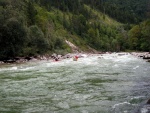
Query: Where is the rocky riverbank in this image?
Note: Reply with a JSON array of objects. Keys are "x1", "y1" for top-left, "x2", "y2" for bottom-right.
[
  {"x1": 0, "y1": 52, "x2": 150, "y2": 64},
  {"x1": 0, "y1": 53, "x2": 85, "y2": 64},
  {"x1": 0, "y1": 54, "x2": 60, "y2": 64},
  {"x1": 131, "y1": 52, "x2": 150, "y2": 62}
]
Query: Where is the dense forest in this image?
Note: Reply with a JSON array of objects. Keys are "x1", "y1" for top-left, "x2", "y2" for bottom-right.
[{"x1": 0, "y1": 0, "x2": 150, "y2": 60}]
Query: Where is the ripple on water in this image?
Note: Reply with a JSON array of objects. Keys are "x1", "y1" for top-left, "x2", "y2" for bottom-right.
[{"x1": 0, "y1": 54, "x2": 150, "y2": 113}]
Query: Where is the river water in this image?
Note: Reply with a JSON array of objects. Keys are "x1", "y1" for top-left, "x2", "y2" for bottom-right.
[{"x1": 0, "y1": 53, "x2": 150, "y2": 113}]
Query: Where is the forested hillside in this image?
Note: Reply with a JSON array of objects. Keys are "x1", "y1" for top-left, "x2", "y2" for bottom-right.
[
  {"x1": 0, "y1": 0, "x2": 150, "y2": 60},
  {"x1": 83, "y1": 0, "x2": 149, "y2": 24}
]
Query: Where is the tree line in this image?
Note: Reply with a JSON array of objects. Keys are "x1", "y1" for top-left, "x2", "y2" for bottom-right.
[{"x1": 0, "y1": 0, "x2": 149, "y2": 60}]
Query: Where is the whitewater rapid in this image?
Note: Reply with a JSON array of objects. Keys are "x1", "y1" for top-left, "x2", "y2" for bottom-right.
[{"x1": 0, "y1": 53, "x2": 150, "y2": 113}]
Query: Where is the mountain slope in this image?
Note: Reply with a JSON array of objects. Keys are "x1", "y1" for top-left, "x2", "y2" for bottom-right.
[{"x1": 0, "y1": 0, "x2": 149, "y2": 59}]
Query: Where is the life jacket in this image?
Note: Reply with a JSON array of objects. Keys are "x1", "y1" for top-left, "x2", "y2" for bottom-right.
[{"x1": 75, "y1": 56, "x2": 78, "y2": 59}]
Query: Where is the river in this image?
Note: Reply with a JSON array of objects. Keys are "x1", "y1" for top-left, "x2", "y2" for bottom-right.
[{"x1": 0, "y1": 53, "x2": 150, "y2": 113}]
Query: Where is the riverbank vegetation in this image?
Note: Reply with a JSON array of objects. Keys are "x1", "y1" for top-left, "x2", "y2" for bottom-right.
[{"x1": 0, "y1": 0, "x2": 150, "y2": 60}]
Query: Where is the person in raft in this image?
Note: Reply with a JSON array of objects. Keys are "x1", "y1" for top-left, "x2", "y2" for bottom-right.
[
  {"x1": 54, "y1": 57, "x2": 59, "y2": 61},
  {"x1": 73, "y1": 55, "x2": 78, "y2": 61}
]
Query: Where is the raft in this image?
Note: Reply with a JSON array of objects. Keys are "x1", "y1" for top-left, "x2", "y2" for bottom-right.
[
  {"x1": 73, "y1": 56, "x2": 78, "y2": 61},
  {"x1": 73, "y1": 57, "x2": 78, "y2": 61}
]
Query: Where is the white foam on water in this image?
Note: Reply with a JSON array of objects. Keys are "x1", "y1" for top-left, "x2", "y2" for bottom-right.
[
  {"x1": 81, "y1": 110, "x2": 89, "y2": 113},
  {"x1": 114, "y1": 64, "x2": 119, "y2": 67},
  {"x1": 78, "y1": 56, "x2": 99, "y2": 66},
  {"x1": 11, "y1": 66, "x2": 18, "y2": 70},
  {"x1": 0, "y1": 66, "x2": 18, "y2": 71},
  {"x1": 46, "y1": 59, "x2": 72, "y2": 67},
  {"x1": 19, "y1": 66, "x2": 35, "y2": 71},
  {"x1": 133, "y1": 66, "x2": 139, "y2": 69},
  {"x1": 130, "y1": 96, "x2": 145, "y2": 100},
  {"x1": 45, "y1": 55, "x2": 99, "y2": 68},
  {"x1": 58, "y1": 102, "x2": 70, "y2": 109},
  {"x1": 113, "y1": 55, "x2": 134, "y2": 63},
  {"x1": 80, "y1": 54, "x2": 88, "y2": 57},
  {"x1": 112, "y1": 102, "x2": 131, "y2": 109},
  {"x1": 141, "y1": 107, "x2": 149, "y2": 113},
  {"x1": 15, "y1": 53, "x2": 137, "y2": 70},
  {"x1": 0, "y1": 53, "x2": 150, "y2": 113},
  {"x1": 99, "y1": 53, "x2": 135, "y2": 64}
]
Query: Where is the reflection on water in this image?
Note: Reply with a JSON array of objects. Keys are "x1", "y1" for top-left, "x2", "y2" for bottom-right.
[{"x1": 0, "y1": 53, "x2": 150, "y2": 113}]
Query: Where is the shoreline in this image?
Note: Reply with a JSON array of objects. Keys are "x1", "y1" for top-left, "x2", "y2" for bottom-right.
[
  {"x1": 130, "y1": 52, "x2": 150, "y2": 62},
  {"x1": 0, "y1": 52, "x2": 150, "y2": 64}
]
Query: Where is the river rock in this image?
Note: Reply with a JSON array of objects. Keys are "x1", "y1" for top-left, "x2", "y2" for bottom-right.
[
  {"x1": 4, "y1": 59, "x2": 16, "y2": 63},
  {"x1": 147, "y1": 99, "x2": 150, "y2": 104},
  {"x1": 0, "y1": 61, "x2": 4, "y2": 64},
  {"x1": 25, "y1": 56, "x2": 32, "y2": 61},
  {"x1": 143, "y1": 56, "x2": 150, "y2": 59}
]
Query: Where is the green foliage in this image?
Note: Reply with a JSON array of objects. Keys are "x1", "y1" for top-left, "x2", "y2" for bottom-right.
[
  {"x1": 0, "y1": 18, "x2": 27, "y2": 59},
  {"x1": 0, "y1": 0, "x2": 10, "y2": 8},
  {"x1": 26, "y1": 1, "x2": 37, "y2": 25},
  {"x1": 83, "y1": 0, "x2": 149, "y2": 24},
  {"x1": 128, "y1": 20, "x2": 150, "y2": 51},
  {"x1": 26, "y1": 25, "x2": 49, "y2": 55},
  {"x1": 0, "y1": 0, "x2": 149, "y2": 60}
]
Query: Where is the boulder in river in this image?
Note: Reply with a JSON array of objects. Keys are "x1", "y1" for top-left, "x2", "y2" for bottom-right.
[
  {"x1": 143, "y1": 56, "x2": 150, "y2": 59},
  {"x1": 147, "y1": 99, "x2": 150, "y2": 104}
]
